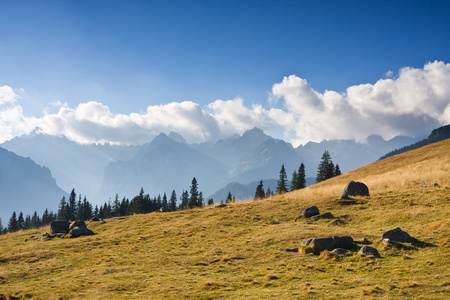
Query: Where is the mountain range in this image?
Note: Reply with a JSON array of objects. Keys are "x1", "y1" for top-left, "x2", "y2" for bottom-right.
[
  {"x1": 0, "y1": 126, "x2": 428, "y2": 219},
  {"x1": 0, "y1": 147, "x2": 68, "y2": 223}
]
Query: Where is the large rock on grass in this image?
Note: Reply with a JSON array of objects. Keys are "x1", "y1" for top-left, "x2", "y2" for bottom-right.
[
  {"x1": 302, "y1": 206, "x2": 320, "y2": 218},
  {"x1": 50, "y1": 220, "x2": 71, "y2": 235},
  {"x1": 300, "y1": 236, "x2": 354, "y2": 254},
  {"x1": 381, "y1": 227, "x2": 413, "y2": 243},
  {"x1": 358, "y1": 246, "x2": 381, "y2": 258},
  {"x1": 69, "y1": 220, "x2": 94, "y2": 237},
  {"x1": 340, "y1": 181, "x2": 370, "y2": 199}
]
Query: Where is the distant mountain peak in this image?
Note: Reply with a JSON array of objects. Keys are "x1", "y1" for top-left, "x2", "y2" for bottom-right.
[
  {"x1": 168, "y1": 131, "x2": 187, "y2": 144},
  {"x1": 242, "y1": 127, "x2": 266, "y2": 138}
]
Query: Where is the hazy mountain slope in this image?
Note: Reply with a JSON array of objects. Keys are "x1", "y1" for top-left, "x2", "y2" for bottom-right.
[
  {"x1": 296, "y1": 134, "x2": 421, "y2": 176},
  {"x1": 100, "y1": 133, "x2": 228, "y2": 199},
  {"x1": 1, "y1": 132, "x2": 139, "y2": 199},
  {"x1": 193, "y1": 127, "x2": 273, "y2": 166},
  {"x1": 379, "y1": 124, "x2": 450, "y2": 160},
  {"x1": 0, "y1": 147, "x2": 68, "y2": 223},
  {"x1": 1, "y1": 139, "x2": 448, "y2": 299}
]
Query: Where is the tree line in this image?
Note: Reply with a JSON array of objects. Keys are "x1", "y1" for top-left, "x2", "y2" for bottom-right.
[
  {"x1": 254, "y1": 150, "x2": 341, "y2": 199},
  {"x1": 1, "y1": 177, "x2": 210, "y2": 235},
  {"x1": 0, "y1": 150, "x2": 342, "y2": 234}
]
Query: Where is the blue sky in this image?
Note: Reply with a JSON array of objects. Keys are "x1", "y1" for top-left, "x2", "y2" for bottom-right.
[{"x1": 0, "y1": 0, "x2": 449, "y2": 145}]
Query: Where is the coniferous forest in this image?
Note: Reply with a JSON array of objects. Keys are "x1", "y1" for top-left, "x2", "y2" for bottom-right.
[{"x1": 1, "y1": 151, "x2": 339, "y2": 235}]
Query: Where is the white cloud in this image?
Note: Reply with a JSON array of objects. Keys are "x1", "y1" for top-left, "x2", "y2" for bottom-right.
[{"x1": 0, "y1": 61, "x2": 449, "y2": 146}]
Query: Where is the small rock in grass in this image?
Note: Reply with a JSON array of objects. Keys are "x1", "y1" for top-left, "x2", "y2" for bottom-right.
[{"x1": 358, "y1": 246, "x2": 381, "y2": 258}]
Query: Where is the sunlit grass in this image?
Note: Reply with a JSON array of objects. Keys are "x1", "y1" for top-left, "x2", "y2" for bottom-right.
[{"x1": 0, "y1": 139, "x2": 449, "y2": 299}]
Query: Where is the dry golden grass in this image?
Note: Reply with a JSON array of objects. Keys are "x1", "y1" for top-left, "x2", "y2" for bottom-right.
[{"x1": 0, "y1": 139, "x2": 449, "y2": 299}]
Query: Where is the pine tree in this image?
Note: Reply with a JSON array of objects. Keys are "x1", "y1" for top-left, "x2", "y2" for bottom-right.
[
  {"x1": 42, "y1": 209, "x2": 50, "y2": 225},
  {"x1": 8, "y1": 211, "x2": 19, "y2": 233},
  {"x1": 68, "y1": 189, "x2": 77, "y2": 221},
  {"x1": 180, "y1": 190, "x2": 189, "y2": 210},
  {"x1": 23, "y1": 215, "x2": 31, "y2": 230},
  {"x1": 31, "y1": 211, "x2": 41, "y2": 228},
  {"x1": 57, "y1": 196, "x2": 68, "y2": 220},
  {"x1": 226, "y1": 191, "x2": 233, "y2": 203},
  {"x1": 17, "y1": 212, "x2": 24, "y2": 230},
  {"x1": 112, "y1": 194, "x2": 121, "y2": 217},
  {"x1": 198, "y1": 191, "x2": 204, "y2": 207},
  {"x1": 207, "y1": 198, "x2": 214, "y2": 206},
  {"x1": 168, "y1": 190, "x2": 177, "y2": 212},
  {"x1": 254, "y1": 180, "x2": 265, "y2": 200},
  {"x1": 189, "y1": 177, "x2": 199, "y2": 208},
  {"x1": 334, "y1": 164, "x2": 341, "y2": 176},
  {"x1": 290, "y1": 171, "x2": 298, "y2": 191},
  {"x1": 266, "y1": 187, "x2": 272, "y2": 197},
  {"x1": 0, "y1": 218, "x2": 3, "y2": 234},
  {"x1": 276, "y1": 164, "x2": 288, "y2": 194},
  {"x1": 162, "y1": 193, "x2": 168, "y2": 212},
  {"x1": 297, "y1": 163, "x2": 306, "y2": 189},
  {"x1": 316, "y1": 150, "x2": 335, "y2": 182}
]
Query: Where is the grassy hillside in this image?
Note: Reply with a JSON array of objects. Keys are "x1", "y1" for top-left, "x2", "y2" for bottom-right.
[{"x1": 1, "y1": 139, "x2": 449, "y2": 299}]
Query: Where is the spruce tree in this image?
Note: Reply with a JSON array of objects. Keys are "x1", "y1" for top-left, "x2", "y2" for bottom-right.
[
  {"x1": 169, "y1": 190, "x2": 177, "y2": 212},
  {"x1": 290, "y1": 171, "x2": 298, "y2": 191},
  {"x1": 0, "y1": 218, "x2": 3, "y2": 234},
  {"x1": 162, "y1": 193, "x2": 168, "y2": 212},
  {"x1": 254, "y1": 180, "x2": 265, "y2": 200},
  {"x1": 24, "y1": 215, "x2": 31, "y2": 230},
  {"x1": 180, "y1": 190, "x2": 189, "y2": 210},
  {"x1": 31, "y1": 211, "x2": 41, "y2": 228},
  {"x1": 189, "y1": 177, "x2": 199, "y2": 208},
  {"x1": 17, "y1": 212, "x2": 24, "y2": 230},
  {"x1": 68, "y1": 189, "x2": 77, "y2": 221},
  {"x1": 334, "y1": 164, "x2": 341, "y2": 176},
  {"x1": 226, "y1": 191, "x2": 233, "y2": 203},
  {"x1": 316, "y1": 150, "x2": 335, "y2": 182},
  {"x1": 207, "y1": 198, "x2": 214, "y2": 206},
  {"x1": 57, "y1": 196, "x2": 68, "y2": 220},
  {"x1": 8, "y1": 211, "x2": 19, "y2": 233},
  {"x1": 297, "y1": 163, "x2": 306, "y2": 189},
  {"x1": 198, "y1": 191, "x2": 204, "y2": 207},
  {"x1": 276, "y1": 164, "x2": 288, "y2": 194}
]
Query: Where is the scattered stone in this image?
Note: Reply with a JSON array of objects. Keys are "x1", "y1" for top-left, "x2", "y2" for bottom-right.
[
  {"x1": 330, "y1": 219, "x2": 346, "y2": 226},
  {"x1": 358, "y1": 246, "x2": 381, "y2": 258},
  {"x1": 68, "y1": 220, "x2": 94, "y2": 237},
  {"x1": 300, "y1": 236, "x2": 354, "y2": 254},
  {"x1": 110, "y1": 217, "x2": 125, "y2": 221},
  {"x1": 381, "y1": 227, "x2": 413, "y2": 243},
  {"x1": 50, "y1": 220, "x2": 71, "y2": 235},
  {"x1": 312, "y1": 212, "x2": 334, "y2": 219},
  {"x1": 331, "y1": 248, "x2": 348, "y2": 255},
  {"x1": 302, "y1": 206, "x2": 320, "y2": 218},
  {"x1": 215, "y1": 203, "x2": 227, "y2": 208},
  {"x1": 91, "y1": 216, "x2": 102, "y2": 221},
  {"x1": 339, "y1": 181, "x2": 370, "y2": 199},
  {"x1": 360, "y1": 237, "x2": 371, "y2": 244}
]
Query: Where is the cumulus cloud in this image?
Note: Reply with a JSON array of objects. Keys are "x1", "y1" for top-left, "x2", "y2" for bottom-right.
[
  {"x1": 270, "y1": 60, "x2": 450, "y2": 145},
  {"x1": 0, "y1": 61, "x2": 449, "y2": 146}
]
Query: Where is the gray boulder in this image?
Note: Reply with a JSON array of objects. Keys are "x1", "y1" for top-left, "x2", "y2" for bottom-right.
[
  {"x1": 300, "y1": 236, "x2": 354, "y2": 254},
  {"x1": 331, "y1": 248, "x2": 348, "y2": 255},
  {"x1": 50, "y1": 220, "x2": 71, "y2": 234},
  {"x1": 340, "y1": 181, "x2": 370, "y2": 199},
  {"x1": 302, "y1": 206, "x2": 320, "y2": 218},
  {"x1": 381, "y1": 227, "x2": 413, "y2": 243},
  {"x1": 68, "y1": 220, "x2": 94, "y2": 237},
  {"x1": 312, "y1": 212, "x2": 334, "y2": 219},
  {"x1": 70, "y1": 226, "x2": 94, "y2": 237},
  {"x1": 358, "y1": 246, "x2": 381, "y2": 258}
]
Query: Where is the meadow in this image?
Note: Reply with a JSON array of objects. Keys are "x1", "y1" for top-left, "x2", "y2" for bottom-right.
[{"x1": 0, "y1": 139, "x2": 449, "y2": 299}]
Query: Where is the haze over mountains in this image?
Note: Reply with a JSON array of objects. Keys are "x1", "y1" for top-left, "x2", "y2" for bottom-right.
[
  {"x1": 0, "y1": 127, "x2": 425, "y2": 223},
  {"x1": 0, "y1": 147, "x2": 68, "y2": 223}
]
